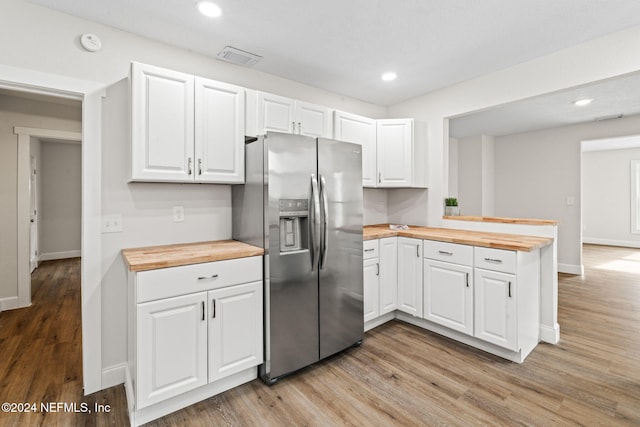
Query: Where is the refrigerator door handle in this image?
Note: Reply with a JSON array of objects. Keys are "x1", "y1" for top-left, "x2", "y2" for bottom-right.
[
  {"x1": 319, "y1": 174, "x2": 329, "y2": 270},
  {"x1": 310, "y1": 174, "x2": 321, "y2": 270}
]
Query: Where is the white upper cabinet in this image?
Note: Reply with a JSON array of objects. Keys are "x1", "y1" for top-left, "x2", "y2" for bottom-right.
[
  {"x1": 248, "y1": 90, "x2": 333, "y2": 138},
  {"x1": 333, "y1": 111, "x2": 377, "y2": 187},
  {"x1": 131, "y1": 62, "x2": 194, "y2": 182},
  {"x1": 130, "y1": 62, "x2": 245, "y2": 183},
  {"x1": 376, "y1": 119, "x2": 413, "y2": 187},
  {"x1": 195, "y1": 77, "x2": 245, "y2": 183}
]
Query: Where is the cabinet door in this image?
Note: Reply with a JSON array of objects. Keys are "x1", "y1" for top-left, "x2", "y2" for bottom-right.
[
  {"x1": 376, "y1": 119, "x2": 413, "y2": 187},
  {"x1": 131, "y1": 62, "x2": 194, "y2": 182},
  {"x1": 208, "y1": 281, "x2": 263, "y2": 382},
  {"x1": 194, "y1": 77, "x2": 245, "y2": 183},
  {"x1": 397, "y1": 238, "x2": 423, "y2": 317},
  {"x1": 295, "y1": 101, "x2": 332, "y2": 138},
  {"x1": 363, "y1": 258, "x2": 380, "y2": 322},
  {"x1": 137, "y1": 292, "x2": 207, "y2": 409},
  {"x1": 256, "y1": 92, "x2": 295, "y2": 134},
  {"x1": 333, "y1": 111, "x2": 377, "y2": 187},
  {"x1": 379, "y1": 237, "x2": 398, "y2": 315},
  {"x1": 474, "y1": 269, "x2": 517, "y2": 351},
  {"x1": 423, "y1": 259, "x2": 473, "y2": 335}
]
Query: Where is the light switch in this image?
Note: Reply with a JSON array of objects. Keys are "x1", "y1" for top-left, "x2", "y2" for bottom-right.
[
  {"x1": 102, "y1": 214, "x2": 123, "y2": 233},
  {"x1": 566, "y1": 196, "x2": 575, "y2": 206}
]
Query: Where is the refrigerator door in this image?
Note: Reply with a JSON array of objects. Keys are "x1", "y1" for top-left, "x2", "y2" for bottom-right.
[
  {"x1": 264, "y1": 132, "x2": 320, "y2": 381},
  {"x1": 317, "y1": 138, "x2": 364, "y2": 359}
]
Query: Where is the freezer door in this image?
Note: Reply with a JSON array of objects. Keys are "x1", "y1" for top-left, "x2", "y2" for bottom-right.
[
  {"x1": 317, "y1": 138, "x2": 364, "y2": 359},
  {"x1": 263, "y1": 132, "x2": 320, "y2": 381}
]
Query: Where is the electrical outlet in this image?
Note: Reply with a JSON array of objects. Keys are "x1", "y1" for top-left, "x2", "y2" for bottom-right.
[
  {"x1": 102, "y1": 214, "x2": 123, "y2": 233},
  {"x1": 566, "y1": 196, "x2": 575, "y2": 206},
  {"x1": 173, "y1": 206, "x2": 185, "y2": 223}
]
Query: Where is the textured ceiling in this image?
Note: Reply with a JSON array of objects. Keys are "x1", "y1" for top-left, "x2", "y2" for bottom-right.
[{"x1": 28, "y1": 0, "x2": 640, "y2": 106}]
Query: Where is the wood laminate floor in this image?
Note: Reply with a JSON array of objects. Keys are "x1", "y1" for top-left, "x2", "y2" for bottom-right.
[{"x1": 1, "y1": 245, "x2": 639, "y2": 426}]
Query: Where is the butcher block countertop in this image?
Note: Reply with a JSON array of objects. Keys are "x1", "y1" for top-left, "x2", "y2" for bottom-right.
[
  {"x1": 363, "y1": 224, "x2": 552, "y2": 252},
  {"x1": 122, "y1": 240, "x2": 264, "y2": 272},
  {"x1": 443, "y1": 215, "x2": 559, "y2": 226}
]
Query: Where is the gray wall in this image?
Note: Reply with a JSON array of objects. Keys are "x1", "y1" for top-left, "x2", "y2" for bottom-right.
[
  {"x1": 494, "y1": 114, "x2": 640, "y2": 270},
  {"x1": 0, "y1": 95, "x2": 81, "y2": 299},
  {"x1": 40, "y1": 140, "x2": 82, "y2": 258}
]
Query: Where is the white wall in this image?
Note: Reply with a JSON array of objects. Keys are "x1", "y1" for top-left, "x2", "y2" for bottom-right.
[
  {"x1": 388, "y1": 25, "x2": 640, "y2": 268},
  {"x1": 39, "y1": 141, "x2": 82, "y2": 259},
  {"x1": 0, "y1": 95, "x2": 81, "y2": 299},
  {"x1": 493, "y1": 115, "x2": 640, "y2": 270},
  {"x1": 363, "y1": 188, "x2": 388, "y2": 225},
  {"x1": 0, "y1": 0, "x2": 387, "y2": 374},
  {"x1": 447, "y1": 138, "x2": 458, "y2": 198},
  {"x1": 583, "y1": 146, "x2": 640, "y2": 247},
  {"x1": 481, "y1": 136, "x2": 494, "y2": 217}
]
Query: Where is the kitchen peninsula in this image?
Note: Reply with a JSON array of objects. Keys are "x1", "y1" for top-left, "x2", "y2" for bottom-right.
[{"x1": 362, "y1": 223, "x2": 556, "y2": 364}]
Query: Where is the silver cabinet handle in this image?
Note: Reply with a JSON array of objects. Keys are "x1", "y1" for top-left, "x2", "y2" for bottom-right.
[
  {"x1": 212, "y1": 300, "x2": 216, "y2": 318},
  {"x1": 201, "y1": 301, "x2": 205, "y2": 321},
  {"x1": 378, "y1": 172, "x2": 382, "y2": 183},
  {"x1": 508, "y1": 281, "x2": 512, "y2": 298},
  {"x1": 197, "y1": 274, "x2": 219, "y2": 280},
  {"x1": 298, "y1": 122, "x2": 302, "y2": 134},
  {"x1": 416, "y1": 244, "x2": 420, "y2": 258},
  {"x1": 188, "y1": 157, "x2": 192, "y2": 175},
  {"x1": 466, "y1": 272, "x2": 469, "y2": 287},
  {"x1": 292, "y1": 121, "x2": 296, "y2": 133},
  {"x1": 484, "y1": 258, "x2": 503, "y2": 263},
  {"x1": 364, "y1": 248, "x2": 375, "y2": 252},
  {"x1": 438, "y1": 250, "x2": 453, "y2": 256},
  {"x1": 198, "y1": 158, "x2": 203, "y2": 175},
  {"x1": 376, "y1": 262, "x2": 380, "y2": 276}
]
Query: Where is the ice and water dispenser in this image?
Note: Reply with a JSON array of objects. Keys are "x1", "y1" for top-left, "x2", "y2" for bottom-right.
[{"x1": 279, "y1": 199, "x2": 309, "y2": 253}]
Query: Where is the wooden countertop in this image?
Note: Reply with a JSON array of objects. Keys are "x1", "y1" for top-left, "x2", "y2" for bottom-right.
[
  {"x1": 122, "y1": 240, "x2": 264, "y2": 272},
  {"x1": 364, "y1": 224, "x2": 553, "y2": 252},
  {"x1": 443, "y1": 215, "x2": 559, "y2": 226}
]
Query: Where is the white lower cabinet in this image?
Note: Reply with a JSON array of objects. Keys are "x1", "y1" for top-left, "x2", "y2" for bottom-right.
[
  {"x1": 127, "y1": 256, "x2": 263, "y2": 426},
  {"x1": 474, "y1": 269, "x2": 517, "y2": 350},
  {"x1": 363, "y1": 257, "x2": 380, "y2": 323},
  {"x1": 397, "y1": 237, "x2": 423, "y2": 317},
  {"x1": 137, "y1": 292, "x2": 208, "y2": 409},
  {"x1": 208, "y1": 281, "x2": 263, "y2": 382},
  {"x1": 379, "y1": 237, "x2": 398, "y2": 315},
  {"x1": 423, "y1": 259, "x2": 473, "y2": 335}
]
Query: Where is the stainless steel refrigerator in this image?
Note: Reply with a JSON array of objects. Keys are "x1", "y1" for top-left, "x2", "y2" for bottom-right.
[{"x1": 232, "y1": 132, "x2": 363, "y2": 384}]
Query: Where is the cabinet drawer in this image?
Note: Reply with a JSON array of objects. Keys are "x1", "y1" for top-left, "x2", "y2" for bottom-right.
[
  {"x1": 136, "y1": 256, "x2": 262, "y2": 303},
  {"x1": 474, "y1": 247, "x2": 516, "y2": 274},
  {"x1": 423, "y1": 240, "x2": 473, "y2": 266},
  {"x1": 363, "y1": 239, "x2": 379, "y2": 259}
]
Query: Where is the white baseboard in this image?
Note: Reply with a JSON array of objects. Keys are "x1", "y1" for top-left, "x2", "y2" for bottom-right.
[
  {"x1": 102, "y1": 363, "x2": 127, "y2": 389},
  {"x1": 0, "y1": 296, "x2": 19, "y2": 312},
  {"x1": 558, "y1": 263, "x2": 584, "y2": 275},
  {"x1": 39, "y1": 250, "x2": 81, "y2": 261},
  {"x1": 583, "y1": 237, "x2": 640, "y2": 249},
  {"x1": 539, "y1": 323, "x2": 560, "y2": 344}
]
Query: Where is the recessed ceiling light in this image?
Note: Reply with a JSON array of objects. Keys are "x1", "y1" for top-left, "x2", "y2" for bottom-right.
[
  {"x1": 197, "y1": 1, "x2": 222, "y2": 18},
  {"x1": 573, "y1": 98, "x2": 593, "y2": 107},
  {"x1": 381, "y1": 72, "x2": 397, "y2": 82}
]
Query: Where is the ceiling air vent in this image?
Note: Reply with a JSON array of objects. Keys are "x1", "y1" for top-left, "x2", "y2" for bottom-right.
[
  {"x1": 216, "y1": 46, "x2": 262, "y2": 67},
  {"x1": 594, "y1": 113, "x2": 624, "y2": 122}
]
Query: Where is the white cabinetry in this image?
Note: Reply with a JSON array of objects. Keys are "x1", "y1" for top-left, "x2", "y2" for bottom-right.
[
  {"x1": 333, "y1": 111, "x2": 377, "y2": 186},
  {"x1": 376, "y1": 119, "x2": 413, "y2": 187},
  {"x1": 137, "y1": 292, "x2": 208, "y2": 409},
  {"x1": 362, "y1": 238, "x2": 397, "y2": 330},
  {"x1": 397, "y1": 237, "x2": 423, "y2": 317},
  {"x1": 248, "y1": 91, "x2": 332, "y2": 138},
  {"x1": 208, "y1": 281, "x2": 263, "y2": 382},
  {"x1": 131, "y1": 62, "x2": 245, "y2": 183},
  {"x1": 423, "y1": 241, "x2": 474, "y2": 335},
  {"x1": 127, "y1": 256, "x2": 262, "y2": 426},
  {"x1": 379, "y1": 237, "x2": 398, "y2": 315}
]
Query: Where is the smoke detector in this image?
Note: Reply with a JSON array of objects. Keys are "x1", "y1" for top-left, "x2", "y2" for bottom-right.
[{"x1": 216, "y1": 46, "x2": 262, "y2": 67}]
